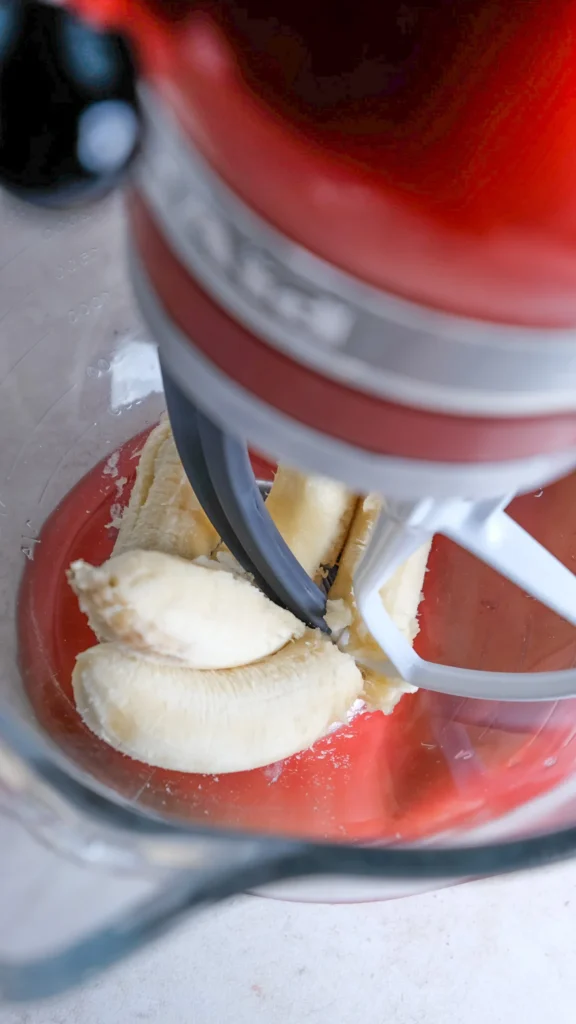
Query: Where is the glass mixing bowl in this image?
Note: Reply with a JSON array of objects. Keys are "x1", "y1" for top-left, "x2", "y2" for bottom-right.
[{"x1": 2, "y1": 187, "x2": 576, "y2": 1002}]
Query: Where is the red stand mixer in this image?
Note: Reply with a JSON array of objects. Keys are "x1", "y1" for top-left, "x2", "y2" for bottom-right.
[
  {"x1": 1, "y1": 0, "x2": 576, "y2": 1000},
  {"x1": 51, "y1": 0, "x2": 576, "y2": 697}
]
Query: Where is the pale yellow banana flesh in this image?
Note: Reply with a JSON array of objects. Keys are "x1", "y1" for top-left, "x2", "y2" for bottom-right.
[
  {"x1": 68, "y1": 549, "x2": 305, "y2": 669},
  {"x1": 213, "y1": 463, "x2": 357, "y2": 585},
  {"x1": 329, "y1": 495, "x2": 431, "y2": 714},
  {"x1": 264, "y1": 465, "x2": 357, "y2": 580},
  {"x1": 112, "y1": 417, "x2": 170, "y2": 547},
  {"x1": 72, "y1": 633, "x2": 363, "y2": 774},
  {"x1": 114, "y1": 419, "x2": 219, "y2": 561},
  {"x1": 329, "y1": 495, "x2": 382, "y2": 604},
  {"x1": 94, "y1": 433, "x2": 357, "y2": 670}
]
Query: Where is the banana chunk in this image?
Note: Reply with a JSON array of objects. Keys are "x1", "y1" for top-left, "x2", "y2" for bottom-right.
[
  {"x1": 264, "y1": 465, "x2": 357, "y2": 580},
  {"x1": 114, "y1": 419, "x2": 219, "y2": 560},
  {"x1": 68, "y1": 549, "x2": 304, "y2": 669},
  {"x1": 112, "y1": 418, "x2": 171, "y2": 548},
  {"x1": 72, "y1": 634, "x2": 363, "y2": 773},
  {"x1": 214, "y1": 465, "x2": 357, "y2": 579},
  {"x1": 330, "y1": 495, "x2": 431, "y2": 714}
]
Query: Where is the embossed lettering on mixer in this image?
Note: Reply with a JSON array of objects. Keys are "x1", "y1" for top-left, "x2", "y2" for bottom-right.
[
  {"x1": 148, "y1": 133, "x2": 354, "y2": 348},
  {"x1": 181, "y1": 192, "x2": 354, "y2": 348},
  {"x1": 238, "y1": 249, "x2": 355, "y2": 348},
  {"x1": 180, "y1": 196, "x2": 232, "y2": 267}
]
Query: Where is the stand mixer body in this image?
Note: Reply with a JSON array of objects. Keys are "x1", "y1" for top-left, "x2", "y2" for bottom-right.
[{"x1": 63, "y1": 0, "x2": 576, "y2": 698}]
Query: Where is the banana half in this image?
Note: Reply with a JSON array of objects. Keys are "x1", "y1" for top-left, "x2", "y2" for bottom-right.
[
  {"x1": 68, "y1": 549, "x2": 305, "y2": 669},
  {"x1": 329, "y1": 496, "x2": 431, "y2": 714},
  {"x1": 264, "y1": 466, "x2": 357, "y2": 581},
  {"x1": 73, "y1": 633, "x2": 363, "y2": 774},
  {"x1": 113, "y1": 417, "x2": 220, "y2": 561}
]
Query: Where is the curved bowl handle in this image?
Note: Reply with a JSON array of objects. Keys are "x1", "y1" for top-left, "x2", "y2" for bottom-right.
[
  {"x1": 0, "y1": 714, "x2": 302, "y2": 1002},
  {"x1": 0, "y1": 843, "x2": 297, "y2": 1002}
]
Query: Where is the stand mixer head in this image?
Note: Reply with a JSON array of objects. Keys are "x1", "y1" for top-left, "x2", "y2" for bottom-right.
[
  {"x1": 1, "y1": 0, "x2": 575, "y2": 701},
  {"x1": 130, "y1": 87, "x2": 576, "y2": 700}
]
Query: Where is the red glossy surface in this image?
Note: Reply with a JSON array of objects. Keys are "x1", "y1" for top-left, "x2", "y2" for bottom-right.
[
  {"x1": 74, "y1": 0, "x2": 576, "y2": 325},
  {"x1": 17, "y1": 430, "x2": 576, "y2": 842},
  {"x1": 131, "y1": 193, "x2": 576, "y2": 463}
]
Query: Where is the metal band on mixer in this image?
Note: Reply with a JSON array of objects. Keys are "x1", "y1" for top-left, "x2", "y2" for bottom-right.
[
  {"x1": 130, "y1": 243, "x2": 576, "y2": 500},
  {"x1": 137, "y1": 90, "x2": 576, "y2": 419}
]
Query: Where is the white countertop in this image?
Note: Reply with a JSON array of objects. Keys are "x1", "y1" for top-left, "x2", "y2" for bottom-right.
[
  {"x1": 1, "y1": 815, "x2": 573, "y2": 1024},
  {"x1": 1, "y1": 813, "x2": 575, "y2": 1024}
]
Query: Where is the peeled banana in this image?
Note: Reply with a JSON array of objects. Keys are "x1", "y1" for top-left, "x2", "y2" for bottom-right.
[
  {"x1": 329, "y1": 495, "x2": 431, "y2": 714},
  {"x1": 72, "y1": 633, "x2": 363, "y2": 773},
  {"x1": 68, "y1": 549, "x2": 304, "y2": 669},
  {"x1": 264, "y1": 465, "x2": 357, "y2": 580},
  {"x1": 114, "y1": 418, "x2": 219, "y2": 560}
]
